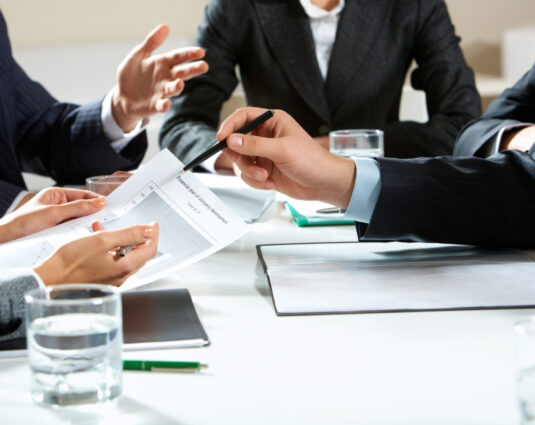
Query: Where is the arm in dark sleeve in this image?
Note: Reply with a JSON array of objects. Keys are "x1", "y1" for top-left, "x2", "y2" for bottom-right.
[
  {"x1": 454, "y1": 62, "x2": 535, "y2": 157},
  {"x1": 0, "y1": 269, "x2": 40, "y2": 342},
  {"x1": 357, "y1": 151, "x2": 535, "y2": 247},
  {"x1": 384, "y1": 0, "x2": 482, "y2": 158},
  {"x1": 14, "y1": 61, "x2": 147, "y2": 184},
  {"x1": 159, "y1": 0, "x2": 243, "y2": 165}
]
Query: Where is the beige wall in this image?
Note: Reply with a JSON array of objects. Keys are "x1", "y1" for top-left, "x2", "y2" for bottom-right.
[{"x1": 2, "y1": 0, "x2": 535, "y2": 75}]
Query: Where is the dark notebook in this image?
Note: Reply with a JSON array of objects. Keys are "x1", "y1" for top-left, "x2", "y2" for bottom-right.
[{"x1": 0, "y1": 288, "x2": 209, "y2": 357}]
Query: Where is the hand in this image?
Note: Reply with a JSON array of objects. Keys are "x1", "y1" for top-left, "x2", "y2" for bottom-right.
[
  {"x1": 34, "y1": 222, "x2": 159, "y2": 286},
  {"x1": 313, "y1": 136, "x2": 330, "y2": 150},
  {"x1": 0, "y1": 188, "x2": 105, "y2": 243},
  {"x1": 218, "y1": 108, "x2": 356, "y2": 208},
  {"x1": 112, "y1": 24, "x2": 209, "y2": 132},
  {"x1": 500, "y1": 125, "x2": 535, "y2": 152}
]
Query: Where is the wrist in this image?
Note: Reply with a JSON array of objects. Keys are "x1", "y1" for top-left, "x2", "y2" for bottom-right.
[
  {"x1": 320, "y1": 155, "x2": 356, "y2": 209},
  {"x1": 34, "y1": 254, "x2": 65, "y2": 286},
  {"x1": 111, "y1": 88, "x2": 141, "y2": 133}
]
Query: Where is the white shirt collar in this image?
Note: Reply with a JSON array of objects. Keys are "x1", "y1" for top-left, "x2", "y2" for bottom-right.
[{"x1": 299, "y1": 0, "x2": 345, "y2": 19}]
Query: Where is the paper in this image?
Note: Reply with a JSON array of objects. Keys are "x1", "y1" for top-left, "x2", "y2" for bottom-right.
[
  {"x1": 194, "y1": 173, "x2": 275, "y2": 223},
  {"x1": 0, "y1": 150, "x2": 248, "y2": 290},
  {"x1": 257, "y1": 242, "x2": 535, "y2": 315}
]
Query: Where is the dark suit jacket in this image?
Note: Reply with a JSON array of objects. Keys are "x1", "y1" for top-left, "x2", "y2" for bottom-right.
[
  {"x1": 160, "y1": 0, "x2": 481, "y2": 166},
  {"x1": 0, "y1": 12, "x2": 147, "y2": 215},
  {"x1": 356, "y1": 147, "x2": 535, "y2": 247},
  {"x1": 454, "y1": 62, "x2": 535, "y2": 157}
]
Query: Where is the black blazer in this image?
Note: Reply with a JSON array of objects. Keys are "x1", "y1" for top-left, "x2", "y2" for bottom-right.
[
  {"x1": 358, "y1": 142, "x2": 535, "y2": 247},
  {"x1": 160, "y1": 0, "x2": 481, "y2": 165},
  {"x1": 0, "y1": 12, "x2": 147, "y2": 214},
  {"x1": 454, "y1": 62, "x2": 535, "y2": 157}
]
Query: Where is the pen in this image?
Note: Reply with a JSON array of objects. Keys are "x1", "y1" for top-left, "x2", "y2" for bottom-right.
[
  {"x1": 116, "y1": 245, "x2": 133, "y2": 257},
  {"x1": 123, "y1": 360, "x2": 208, "y2": 373},
  {"x1": 177, "y1": 109, "x2": 274, "y2": 177},
  {"x1": 316, "y1": 207, "x2": 341, "y2": 214}
]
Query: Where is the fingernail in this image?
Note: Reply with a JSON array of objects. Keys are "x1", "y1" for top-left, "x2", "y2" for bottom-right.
[
  {"x1": 229, "y1": 135, "x2": 243, "y2": 147},
  {"x1": 92, "y1": 198, "x2": 105, "y2": 208},
  {"x1": 143, "y1": 226, "x2": 154, "y2": 238}
]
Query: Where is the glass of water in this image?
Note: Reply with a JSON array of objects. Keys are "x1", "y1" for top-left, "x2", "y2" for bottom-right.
[
  {"x1": 514, "y1": 315, "x2": 535, "y2": 424},
  {"x1": 329, "y1": 129, "x2": 384, "y2": 158},
  {"x1": 25, "y1": 284, "x2": 123, "y2": 407}
]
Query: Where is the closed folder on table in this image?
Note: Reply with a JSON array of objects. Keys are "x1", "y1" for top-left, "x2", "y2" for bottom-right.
[{"x1": 284, "y1": 201, "x2": 354, "y2": 227}]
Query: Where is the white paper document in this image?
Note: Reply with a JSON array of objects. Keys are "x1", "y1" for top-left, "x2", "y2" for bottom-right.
[
  {"x1": 257, "y1": 242, "x2": 535, "y2": 315},
  {"x1": 0, "y1": 149, "x2": 248, "y2": 290},
  {"x1": 194, "y1": 173, "x2": 275, "y2": 223}
]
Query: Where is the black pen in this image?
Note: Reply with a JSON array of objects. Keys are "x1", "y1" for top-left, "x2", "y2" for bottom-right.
[{"x1": 177, "y1": 110, "x2": 274, "y2": 177}]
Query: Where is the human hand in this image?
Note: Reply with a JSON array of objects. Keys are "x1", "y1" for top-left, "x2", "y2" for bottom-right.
[
  {"x1": 218, "y1": 108, "x2": 356, "y2": 208},
  {"x1": 499, "y1": 125, "x2": 535, "y2": 152},
  {"x1": 34, "y1": 222, "x2": 159, "y2": 286},
  {"x1": 112, "y1": 24, "x2": 209, "y2": 132},
  {"x1": 313, "y1": 136, "x2": 330, "y2": 150},
  {"x1": 0, "y1": 188, "x2": 105, "y2": 243}
]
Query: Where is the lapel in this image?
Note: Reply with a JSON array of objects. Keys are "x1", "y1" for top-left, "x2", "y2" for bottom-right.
[
  {"x1": 254, "y1": 0, "x2": 330, "y2": 123},
  {"x1": 325, "y1": 0, "x2": 391, "y2": 112}
]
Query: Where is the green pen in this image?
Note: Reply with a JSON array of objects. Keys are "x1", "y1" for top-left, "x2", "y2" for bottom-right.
[{"x1": 123, "y1": 360, "x2": 208, "y2": 373}]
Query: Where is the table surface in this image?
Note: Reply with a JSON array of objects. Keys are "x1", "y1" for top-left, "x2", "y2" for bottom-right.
[{"x1": 0, "y1": 202, "x2": 528, "y2": 425}]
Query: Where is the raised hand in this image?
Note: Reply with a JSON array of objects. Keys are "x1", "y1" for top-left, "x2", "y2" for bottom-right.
[{"x1": 112, "y1": 24, "x2": 209, "y2": 132}]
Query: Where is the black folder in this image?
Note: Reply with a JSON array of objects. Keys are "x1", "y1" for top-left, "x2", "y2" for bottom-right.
[{"x1": 0, "y1": 288, "x2": 209, "y2": 357}]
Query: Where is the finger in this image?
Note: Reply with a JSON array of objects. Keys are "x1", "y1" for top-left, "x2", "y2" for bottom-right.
[
  {"x1": 59, "y1": 188, "x2": 101, "y2": 201},
  {"x1": 138, "y1": 24, "x2": 170, "y2": 57},
  {"x1": 227, "y1": 132, "x2": 287, "y2": 163},
  {"x1": 111, "y1": 171, "x2": 132, "y2": 177},
  {"x1": 155, "y1": 98, "x2": 171, "y2": 113},
  {"x1": 91, "y1": 221, "x2": 105, "y2": 232},
  {"x1": 117, "y1": 222, "x2": 159, "y2": 265},
  {"x1": 163, "y1": 79, "x2": 184, "y2": 98},
  {"x1": 234, "y1": 154, "x2": 270, "y2": 182},
  {"x1": 218, "y1": 107, "x2": 269, "y2": 141},
  {"x1": 170, "y1": 61, "x2": 209, "y2": 81},
  {"x1": 54, "y1": 198, "x2": 106, "y2": 222},
  {"x1": 241, "y1": 173, "x2": 276, "y2": 191},
  {"x1": 222, "y1": 148, "x2": 239, "y2": 162},
  {"x1": 162, "y1": 46, "x2": 205, "y2": 67},
  {"x1": 97, "y1": 223, "x2": 157, "y2": 250}
]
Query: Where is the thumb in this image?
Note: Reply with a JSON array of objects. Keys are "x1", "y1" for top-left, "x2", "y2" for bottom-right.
[
  {"x1": 53, "y1": 198, "x2": 105, "y2": 222},
  {"x1": 137, "y1": 24, "x2": 170, "y2": 57},
  {"x1": 227, "y1": 133, "x2": 285, "y2": 163}
]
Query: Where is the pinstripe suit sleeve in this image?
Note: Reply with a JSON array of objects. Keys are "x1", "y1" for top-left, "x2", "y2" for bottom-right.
[{"x1": 0, "y1": 269, "x2": 40, "y2": 342}]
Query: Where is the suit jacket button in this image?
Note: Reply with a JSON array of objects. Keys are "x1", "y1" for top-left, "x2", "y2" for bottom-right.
[{"x1": 318, "y1": 125, "x2": 331, "y2": 136}]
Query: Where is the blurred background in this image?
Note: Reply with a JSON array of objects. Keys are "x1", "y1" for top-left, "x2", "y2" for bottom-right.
[{"x1": 2, "y1": 0, "x2": 535, "y2": 173}]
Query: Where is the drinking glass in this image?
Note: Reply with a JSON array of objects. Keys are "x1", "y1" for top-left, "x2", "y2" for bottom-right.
[
  {"x1": 329, "y1": 129, "x2": 384, "y2": 158},
  {"x1": 86, "y1": 174, "x2": 130, "y2": 196},
  {"x1": 25, "y1": 284, "x2": 123, "y2": 407},
  {"x1": 514, "y1": 315, "x2": 535, "y2": 424}
]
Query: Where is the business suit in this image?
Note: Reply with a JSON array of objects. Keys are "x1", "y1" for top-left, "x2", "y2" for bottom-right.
[
  {"x1": 454, "y1": 62, "x2": 535, "y2": 157},
  {"x1": 356, "y1": 146, "x2": 535, "y2": 247},
  {"x1": 0, "y1": 11, "x2": 147, "y2": 215},
  {"x1": 0, "y1": 269, "x2": 40, "y2": 341},
  {"x1": 160, "y1": 0, "x2": 481, "y2": 166}
]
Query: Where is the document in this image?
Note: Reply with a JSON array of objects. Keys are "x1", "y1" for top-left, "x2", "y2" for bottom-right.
[
  {"x1": 0, "y1": 149, "x2": 248, "y2": 290},
  {"x1": 194, "y1": 173, "x2": 275, "y2": 223},
  {"x1": 257, "y1": 242, "x2": 535, "y2": 315}
]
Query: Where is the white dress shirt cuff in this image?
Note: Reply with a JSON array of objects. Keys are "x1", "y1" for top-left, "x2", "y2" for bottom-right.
[
  {"x1": 490, "y1": 123, "x2": 533, "y2": 155},
  {"x1": 5, "y1": 190, "x2": 30, "y2": 215},
  {"x1": 101, "y1": 89, "x2": 149, "y2": 152},
  {"x1": 342, "y1": 157, "x2": 381, "y2": 224}
]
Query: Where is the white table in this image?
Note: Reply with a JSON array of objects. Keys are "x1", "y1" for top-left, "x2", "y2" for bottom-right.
[{"x1": 0, "y1": 203, "x2": 528, "y2": 424}]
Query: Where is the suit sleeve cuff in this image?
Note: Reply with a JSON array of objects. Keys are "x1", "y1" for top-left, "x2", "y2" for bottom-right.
[
  {"x1": 342, "y1": 157, "x2": 381, "y2": 224},
  {"x1": 101, "y1": 89, "x2": 149, "y2": 152},
  {"x1": 4, "y1": 190, "x2": 30, "y2": 216}
]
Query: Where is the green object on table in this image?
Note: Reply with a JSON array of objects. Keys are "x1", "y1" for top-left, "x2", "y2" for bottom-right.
[
  {"x1": 123, "y1": 360, "x2": 207, "y2": 372},
  {"x1": 284, "y1": 201, "x2": 354, "y2": 227}
]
